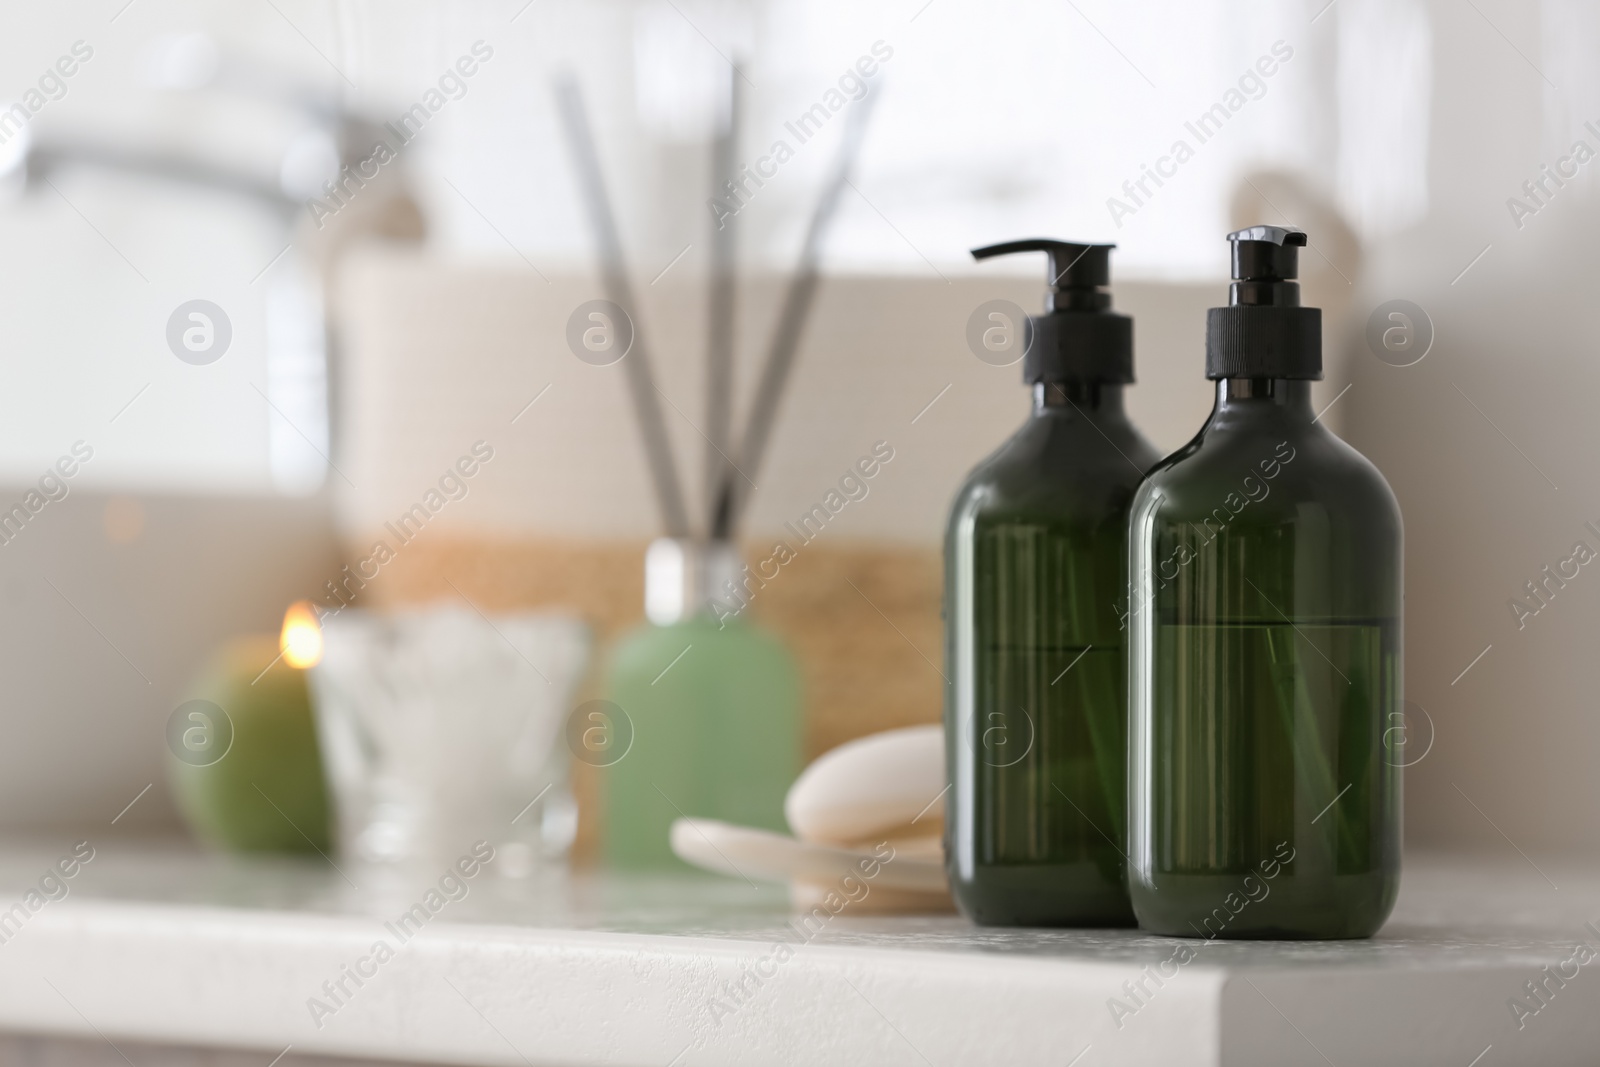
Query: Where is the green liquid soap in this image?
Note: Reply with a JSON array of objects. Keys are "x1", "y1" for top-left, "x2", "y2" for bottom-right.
[
  {"x1": 1127, "y1": 227, "x2": 1402, "y2": 939},
  {"x1": 946, "y1": 240, "x2": 1159, "y2": 926}
]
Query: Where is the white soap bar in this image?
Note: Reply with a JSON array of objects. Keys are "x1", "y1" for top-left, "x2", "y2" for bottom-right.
[
  {"x1": 670, "y1": 818, "x2": 946, "y2": 893},
  {"x1": 784, "y1": 724, "x2": 944, "y2": 846}
]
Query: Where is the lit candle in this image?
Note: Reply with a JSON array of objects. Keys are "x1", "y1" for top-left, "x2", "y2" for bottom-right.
[
  {"x1": 165, "y1": 602, "x2": 333, "y2": 853},
  {"x1": 281, "y1": 600, "x2": 325, "y2": 669}
]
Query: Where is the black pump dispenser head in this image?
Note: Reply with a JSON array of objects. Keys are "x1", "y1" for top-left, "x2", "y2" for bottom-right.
[
  {"x1": 970, "y1": 239, "x2": 1132, "y2": 384},
  {"x1": 1205, "y1": 226, "x2": 1321, "y2": 380}
]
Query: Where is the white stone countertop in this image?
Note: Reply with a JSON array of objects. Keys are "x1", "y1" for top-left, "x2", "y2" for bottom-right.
[{"x1": 0, "y1": 839, "x2": 1592, "y2": 1066}]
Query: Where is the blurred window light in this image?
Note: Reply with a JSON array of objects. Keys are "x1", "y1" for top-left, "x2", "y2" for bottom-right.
[
  {"x1": 143, "y1": 32, "x2": 222, "y2": 91},
  {"x1": 1335, "y1": 0, "x2": 1432, "y2": 237},
  {"x1": 754, "y1": 0, "x2": 1216, "y2": 272},
  {"x1": 1542, "y1": 0, "x2": 1600, "y2": 160},
  {"x1": 278, "y1": 129, "x2": 342, "y2": 202},
  {"x1": 0, "y1": 124, "x2": 29, "y2": 185},
  {"x1": 265, "y1": 262, "x2": 331, "y2": 496},
  {"x1": 743, "y1": 0, "x2": 1429, "y2": 277},
  {"x1": 426, "y1": 1, "x2": 1432, "y2": 278},
  {"x1": 633, "y1": 0, "x2": 748, "y2": 142},
  {"x1": 0, "y1": 7, "x2": 343, "y2": 498}
]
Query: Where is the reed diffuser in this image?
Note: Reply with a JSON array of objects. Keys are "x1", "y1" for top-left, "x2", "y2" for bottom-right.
[{"x1": 554, "y1": 69, "x2": 875, "y2": 866}]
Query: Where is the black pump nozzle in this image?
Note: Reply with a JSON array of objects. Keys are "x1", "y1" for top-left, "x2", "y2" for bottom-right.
[
  {"x1": 972, "y1": 239, "x2": 1114, "y2": 312},
  {"x1": 1207, "y1": 226, "x2": 1320, "y2": 380},
  {"x1": 969, "y1": 238, "x2": 1131, "y2": 384},
  {"x1": 1226, "y1": 226, "x2": 1306, "y2": 308}
]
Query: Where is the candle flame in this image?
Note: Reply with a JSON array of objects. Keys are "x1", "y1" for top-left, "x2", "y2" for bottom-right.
[{"x1": 280, "y1": 601, "x2": 324, "y2": 669}]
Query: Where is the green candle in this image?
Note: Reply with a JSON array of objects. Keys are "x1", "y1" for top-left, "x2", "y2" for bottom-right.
[{"x1": 167, "y1": 622, "x2": 332, "y2": 853}]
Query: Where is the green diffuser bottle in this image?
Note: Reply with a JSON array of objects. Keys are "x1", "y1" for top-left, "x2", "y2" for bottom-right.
[
  {"x1": 605, "y1": 539, "x2": 800, "y2": 868},
  {"x1": 1127, "y1": 227, "x2": 1402, "y2": 939},
  {"x1": 945, "y1": 239, "x2": 1160, "y2": 926}
]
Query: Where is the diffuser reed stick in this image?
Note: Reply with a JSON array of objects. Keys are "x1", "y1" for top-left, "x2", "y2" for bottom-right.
[
  {"x1": 553, "y1": 76, "x2": 691, "y2": 539},
  {"x1": 713, "y1": 88, "x2": 879, "y2": 539},
  {"x1": 704, "y1": 67, "x2": 741, "y2": 538}
]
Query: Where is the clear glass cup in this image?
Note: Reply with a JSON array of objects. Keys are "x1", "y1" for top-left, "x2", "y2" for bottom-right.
[{"x1": 309, "y1": 605, "x2": 590, "y2": 874}]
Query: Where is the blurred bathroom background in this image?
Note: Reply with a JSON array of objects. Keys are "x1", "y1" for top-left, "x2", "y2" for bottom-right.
[{"x1": 0, "y1": 0, "x2": 1595, "y2": 858}]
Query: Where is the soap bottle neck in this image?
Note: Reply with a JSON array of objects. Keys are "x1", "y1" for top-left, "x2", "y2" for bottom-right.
[
  {"x1": 1033, "y1": 381, "x2": 1127, "y2": 418},
  {"x1": 1207, "y1": 378, "x2": 1316, "y2": 431}
]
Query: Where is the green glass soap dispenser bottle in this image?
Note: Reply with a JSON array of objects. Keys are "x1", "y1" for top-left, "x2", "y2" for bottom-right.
[
  {"x1": 944, "y1": 239, "x2": 1160, "y2": 926},
  {"x1": 1127, "y1": 227, "x2": 1402, "y2": 939}
]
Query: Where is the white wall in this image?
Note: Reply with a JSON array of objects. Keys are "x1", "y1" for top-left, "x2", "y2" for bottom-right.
[
  {"x1": 1337, "y1": 0, "x2": 1600, "y2": 852},
  {"x1": 0, "y1": 491, "x2": 338, "y2": 830}
]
